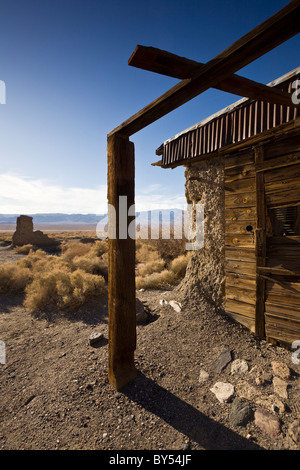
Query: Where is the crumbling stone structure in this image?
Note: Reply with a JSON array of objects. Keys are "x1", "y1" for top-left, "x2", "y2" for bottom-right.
[
  {"x1": 178, "y1": 158, "x2": 226, "y2": 312},
  {"x1": 12, "y1": 215, "x2": 59, "y2": 247}
]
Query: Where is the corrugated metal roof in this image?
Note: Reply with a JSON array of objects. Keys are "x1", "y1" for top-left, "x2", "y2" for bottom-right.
[{"x1": 157, "y1": 68, "x2": 300, "y2": 167}]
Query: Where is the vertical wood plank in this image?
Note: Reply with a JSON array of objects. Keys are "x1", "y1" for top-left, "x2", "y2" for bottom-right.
[
  {"x1": 107, "y1": 133, "x2": 137, "y2": 390},
  {"x1": 255, "y1": 145, "x2": 266, "y2": 339}
]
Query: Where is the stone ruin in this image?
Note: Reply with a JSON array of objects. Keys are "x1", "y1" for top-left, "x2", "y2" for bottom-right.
[{"x1": 12, "y1": 215, "x2": 59, "y2": 248}]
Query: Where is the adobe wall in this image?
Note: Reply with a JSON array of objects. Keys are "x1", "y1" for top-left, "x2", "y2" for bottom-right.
[{"x1": 178, "y1": 157, "x2": 226, "y2": 311}]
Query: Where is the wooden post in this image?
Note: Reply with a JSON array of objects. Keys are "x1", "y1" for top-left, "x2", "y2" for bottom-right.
[
  {"x1": 107, "y1": 133, "x2": 137, "y2": 390},
  {"x1": 255, "y1": 145, "x2": 266, "y2": 339}
]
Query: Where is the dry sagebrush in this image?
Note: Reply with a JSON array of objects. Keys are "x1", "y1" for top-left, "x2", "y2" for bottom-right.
[{"x1": 1, "y1": 238, "x2": 191, "y2": 311}]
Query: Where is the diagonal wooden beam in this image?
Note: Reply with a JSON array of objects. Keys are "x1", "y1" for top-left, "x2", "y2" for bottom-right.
[
  {"x1": 108, "y1": 0, "x2": 300, "y2": 138},
  {"x1": 128, "y1": 45, "x2": 295, "y2": 107}
]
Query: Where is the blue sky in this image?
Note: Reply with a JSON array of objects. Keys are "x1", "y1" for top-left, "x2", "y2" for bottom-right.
[{"x1": 0, "y1": 0, "x2": 298, "y2": 214}]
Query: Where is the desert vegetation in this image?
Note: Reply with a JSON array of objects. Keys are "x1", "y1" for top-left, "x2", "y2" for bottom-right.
[{"x1": 0, "y1": 234, "x2": 191, "y2": 313}]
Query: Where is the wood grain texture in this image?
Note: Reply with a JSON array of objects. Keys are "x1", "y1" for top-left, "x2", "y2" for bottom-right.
[
  {"x1": 255, "y1": 146, "x2": 267, "y2": 339},
  {"x1": 107, "y1": 134, "x2": 137, "y2": 390},
  {"x1": 128, "y1": 45, "x2": 295, "y2": 107}
]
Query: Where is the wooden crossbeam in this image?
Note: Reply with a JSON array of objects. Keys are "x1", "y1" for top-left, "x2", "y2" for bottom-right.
[
  {"x1": 128, "y1": 45, "x2": 296, "y2": 108},
  {"x1": 108, "y1": 0, "x2": 300, "y2": 138}
]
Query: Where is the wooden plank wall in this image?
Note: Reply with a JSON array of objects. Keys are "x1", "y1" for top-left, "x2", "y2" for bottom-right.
[
  {"x1": 224, "y1": 130, "x2": 300, "y2": 346},
  {"x1": 224, "y1": 148, "x2": 257, "y2": 332},
  {"x1": 259, "y1": 134, "x2": 300, "y2": 347}
]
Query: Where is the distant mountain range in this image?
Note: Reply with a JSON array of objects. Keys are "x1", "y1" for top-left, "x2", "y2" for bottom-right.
[
  {"x1": 0, "y1": 213, "x2": 106, "y2": 225},
  {"x1": 0, "y1": 210, "x2": 186, "y2": 227}
]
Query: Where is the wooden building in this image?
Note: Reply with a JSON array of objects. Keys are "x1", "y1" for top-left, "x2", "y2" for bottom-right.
[
  {"x1": 154, "y1": 68, "x2": 300, "y2": 348},
  {"x1": 107, "y1": 1, "x2": 300, "y2": 389}
]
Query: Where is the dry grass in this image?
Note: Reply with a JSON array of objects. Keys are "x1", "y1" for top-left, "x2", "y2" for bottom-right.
[
  {"x1": 24, "y1": 268, "x2": 105, "y2": 311},
  {"x1": 135, "y1": 269, "x2": 176, "y2": 290},
  {"x1": 0, "y1": 263, "x2": 33, "y2": 293},
  {"x1": 14, "y1": 244, "x2": 36, "y2": 254},
  {"x1": 0, "y1": 236, "x2": 191, "y2": 311},
  {"x1": 135, "y1": 238, "x2": 190, "y2": 290},
  {"x1": 60, "y1": 241, "x2": 92, "y2": 260},
  {"x1": 169, "y1": 252, "x2": 192, "y2": 278},
  {"x1": 1, "y1": 243, "x2": 107, "y2": 312}
]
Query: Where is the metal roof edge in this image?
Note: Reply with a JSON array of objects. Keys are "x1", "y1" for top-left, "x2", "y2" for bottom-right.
[{"x1": 156, "y1": 66, "x2": 300, "y2": 151}]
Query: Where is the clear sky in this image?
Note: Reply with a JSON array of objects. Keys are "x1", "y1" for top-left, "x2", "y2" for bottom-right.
[{"x1": 0, "y1": 0, "x2": 298, "y2": 214}]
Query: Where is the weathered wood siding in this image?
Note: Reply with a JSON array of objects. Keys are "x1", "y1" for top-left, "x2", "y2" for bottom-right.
[
  {"x1": 224, "y1": 130, "x2": 300, "y2": 346},
  {"x1": 224, "y1": 148, "x2": 257, "y2": 332},
  {"x1": 262, "y1": 133, "x2": 300, "y2": 346}
]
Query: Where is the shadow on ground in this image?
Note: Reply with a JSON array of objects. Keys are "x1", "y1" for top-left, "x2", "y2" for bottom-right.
[{"x1": 122, "y1": 372, "x2": 264, "y2": 451}]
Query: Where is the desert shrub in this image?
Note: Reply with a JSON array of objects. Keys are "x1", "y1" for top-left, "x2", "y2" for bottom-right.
[
  {"x1": 89, "y1": 240, "x2": 108, "y2": 257},
  {"x1": 71, "y1": 240, "x2": 108, "y2": 279},
  {"x1": 14, "y1": 244, "x2": 36, "y2": 254},
  {"x1": 135, "y1": 243, "x2": 160, "y2": 264},
  {"x1": 1, "y1": 236, "x2": 190, "y2": 302},
  {"x1": 60, "y1": 241, "x2": 92, "y2": 260},
  {"x1": 169, "y1": 253, "x2": 192, "y2": 278},
  {"x1": 17, "y1": 249, "x2": 71, "y2": 274},
  {"x1": 135, "y1": 245, "x2": 191, "y2": 290},
  {"x1": 0, "y1": 263, "x2": 33, "y2": 293},
  {"x1": 24, "y1": 268, "x2": 106, "y2": 312},
  {"x1": 72, "y1": 255, "x2": 100, "y2": 274},
  {"x1": 136, "y1": 241, "x2": 167, "y2": 278},
  {"x1": 0, "y1": 241, "x2": 108, "y2": 312},
  {"x1": 143, "y1": 238, "x2": 187, "y2": 263},
  {"x1": 72, "y1": 254, "x2": 107, "y2": 276},
  {"x1": 136, "y1": 269, "x2": 176, "y2": 290},
  {"x1": 137, "y1": 259, "x2": 165, "y2": 277}
]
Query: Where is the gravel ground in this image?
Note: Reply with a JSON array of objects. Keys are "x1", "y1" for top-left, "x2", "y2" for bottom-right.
[{"x1": 0, "y1": 284, "x2": 299, "y2": 453}]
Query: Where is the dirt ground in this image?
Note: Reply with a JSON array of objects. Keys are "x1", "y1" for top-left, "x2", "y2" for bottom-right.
[{"x1": 0, "y1": 244, "x2": 299, "y2": 452}]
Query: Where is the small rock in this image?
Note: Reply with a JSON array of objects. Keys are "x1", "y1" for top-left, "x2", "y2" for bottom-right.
[
  {"x1": 255, "y1": 395, "x2": 286, "y2": 415},
  {"x1": 88, "y1": 332, "x2": 104, "y2": 346},
  {"x1": 236, "y1": 380, "x2": 260, "y2": 401},
  {"x1": 254, "y1": 407, "x2": 282, "y2": 440},
  {"x1": 159, "y1": 299, "x2": 168, "y2": 306},
  {"x1": 255, "y1": 370, "x2": 273, "y2": 386},
  {"x1": 287, "y1": 419, "x2": 300, "y2": 445},
  {"x1": 273, "y1": 376, "x2": 289, "y2": 399},
  {"x1": 213, "y1": 349, "x2": 232, "y2": 373},
  {"x1": 231, "y1": 359, "x2": 248, "y2": 375},
  {"x1": 198, "y1": 369, "x2": 210, "y2": 384},
  {"x1": 210, "y1": 382, "x2": 235, "y2": 403},
  {"x1": 229, "y1": 397, "x2": 253, "y2": 427},
  {"x1": 169, "y1": 300, "x2": 182, "y2": 312},
  {"x1": 271, "y1": 361, "x2": 291, "y2": 380},
  {"x1": 138, "y1": 288, "x2": 145, "y2": 292}
]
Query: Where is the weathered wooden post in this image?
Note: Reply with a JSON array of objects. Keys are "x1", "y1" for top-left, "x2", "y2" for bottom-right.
[{"x1": 107, "y1": 133, "x2": 137, "y2": 390}]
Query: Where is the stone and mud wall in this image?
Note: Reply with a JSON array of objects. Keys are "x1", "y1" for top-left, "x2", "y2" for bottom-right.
[{"x1": 178, "y1": 157, "x2": 226, "y2": 312}]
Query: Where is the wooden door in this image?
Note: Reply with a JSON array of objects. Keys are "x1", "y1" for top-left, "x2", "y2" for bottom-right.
[{"x1": 259, "y1": 163, "x2": 300, "y2": 347}]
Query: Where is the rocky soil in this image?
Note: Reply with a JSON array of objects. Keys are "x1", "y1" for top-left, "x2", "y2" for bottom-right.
[{"x1": 0, "y1": 246, "x2": 299, "y2": 452}]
